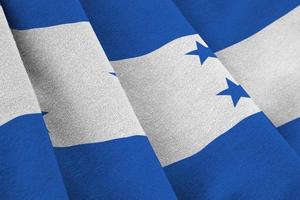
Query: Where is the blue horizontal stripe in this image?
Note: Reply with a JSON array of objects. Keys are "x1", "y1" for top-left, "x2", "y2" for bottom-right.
[
  {"x1": 1, "y1": 0, "x2": 88, "y2": 29},
  {"x1": 165, "y1": 112, "x2": 300, "y2": 199},
  {"x1": 80, "y1": 0, "x2": 196, "y2": 60},
  {"x1": 278, "y1": 118, "x2": 300, "y2": 155},
  {"x1": 0, "y1": 114, "x2": 68, "y2": 200},
  {"x1": 54, "y1": 136, "x2": 176, "y2": 200},
  {"x1": 173, "y1": 0, "x2": 300, "y2": 52}
]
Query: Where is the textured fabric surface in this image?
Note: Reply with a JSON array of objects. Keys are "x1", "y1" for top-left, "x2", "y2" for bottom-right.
[{"x1": 1, "y1": 0, "x2": 300, "y2": 199}]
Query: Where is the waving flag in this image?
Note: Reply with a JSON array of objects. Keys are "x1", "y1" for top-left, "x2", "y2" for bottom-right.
[
  {"x1": 174, "y1": 0, "x2": 300, "y2": 154},
  {"x1": 1, "y1": 0, "x2": 300, "y2": 199},
  {"x1": 0, "y1": 0, "x2": 175, "y2": 199},
  {"x1": 0, "y1": 5, "x2": 69, "y2": 199}
]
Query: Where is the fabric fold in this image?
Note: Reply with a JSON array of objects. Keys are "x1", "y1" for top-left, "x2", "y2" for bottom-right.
[
  {"x1": 80, "y1": 0, "x2": 300, "y2": 199},
  {"x1": 1, "y1": 0, "x2": 176, "y2": 199},
  {"x1": 2, "y1": 0, "x2": 300, "y2": 199},
  {"x1": 0, "y1": 5, "x2": 69, "y2": 199},
  {"x1": 173, "y1": 0, "x2": 300, "y2": 155}
]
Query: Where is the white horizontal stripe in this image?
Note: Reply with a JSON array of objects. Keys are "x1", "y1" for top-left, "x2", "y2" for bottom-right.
[
  {"x1": 12, "y1": 22, "x2": 144, "y2": 147},
  {"x1": 0, "y1": 6, "x2": 41, "y2": 125},
  {"x1": 217, "y1": 6, "x2": 300, "y2": 126},
  {"x1": 111, "y1": 34, "x2": 260, "y2": 166}
]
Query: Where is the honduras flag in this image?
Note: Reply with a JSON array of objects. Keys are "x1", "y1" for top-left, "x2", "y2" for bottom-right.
[
  {"x1": 173, "y1": 0, "x2": 300, "y2": 155},
  {"x1": 1, "y1": 0, "x2": 300, "y2": 199}
]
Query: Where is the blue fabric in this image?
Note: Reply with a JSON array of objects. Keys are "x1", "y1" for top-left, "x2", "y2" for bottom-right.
[
  {"x1": 80, "y1": 0, "x2": 196, "y2": 60},
  {"x1": 173, "y1": 0, "x2": 300, "y2": 52},
  {"x1": 0, "y1": 114, "x2": 68, "y2": 200},
  {"x1": 1, "y1": 0, "x2": 87, "y2": 29},
  {"x1": 279, "y1": 118, "x2": 300, "y2": 155},
  {"x1": 54, "y1": 136, "x2": 176, "y2": 200},
  {"x1": 165, "y1": 112, "x2": 300, "y2": 199},
  {"x1": 1, "y1": 0, "x2": 300, "y2": 199}
]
